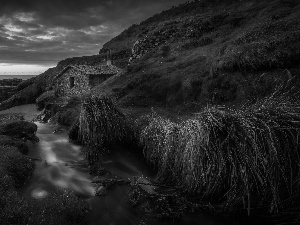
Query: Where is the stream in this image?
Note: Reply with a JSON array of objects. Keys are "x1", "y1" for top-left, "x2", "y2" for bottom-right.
[{"x1": 21, "y1": 122, "x2": 221, "y2": 225}]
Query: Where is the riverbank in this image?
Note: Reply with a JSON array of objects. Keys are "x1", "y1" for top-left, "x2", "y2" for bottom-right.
[
  {"x1": 0, "y1": 105, "x2": 89, "y2": 225},
  {"x1": 0, "y1": 104, "x2": 40, "y2": 121}
]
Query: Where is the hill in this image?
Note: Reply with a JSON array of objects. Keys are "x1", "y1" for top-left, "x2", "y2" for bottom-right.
[
  {"x1": 95, "y1": 0, "x2": 300, "y2": 110},
  {"x1": 1, "y1": 0, "x2": 300, "y2": 112}
]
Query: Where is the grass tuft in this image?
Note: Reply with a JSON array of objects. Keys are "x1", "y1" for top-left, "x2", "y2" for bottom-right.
[
  {"x1": 76, "y1": 95, "x2": 133, "y2": 163},
  {"x1": 139, "y1": 88, "x2": 300, "y2": 214}
]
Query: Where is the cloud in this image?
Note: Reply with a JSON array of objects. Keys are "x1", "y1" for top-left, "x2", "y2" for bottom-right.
[{"x1": 0, "y1": 0, "x2": 186, "y2": 68}]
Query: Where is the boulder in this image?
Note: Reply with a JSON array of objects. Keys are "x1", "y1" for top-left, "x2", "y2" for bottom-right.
[
  {"x1": 0, "y1": 121, "x2": 38, "y2": 141},
  {"x1": 95, "y1": 185, "x2": 107, "y2": 196}
]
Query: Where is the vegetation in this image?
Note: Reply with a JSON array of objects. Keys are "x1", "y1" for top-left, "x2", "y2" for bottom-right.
[
  {"x1": 16, "y1": 77, "x2": 36, "y2": 92},
  {"x1": 0, "y1": 121, "x2": 37, "y2": 138},
  {"x1": 219, "y1": 18, "x2": 300, "y2": 71},
  {"x1": 36, "y1": 90, "x2": 56, "y2": 110},
  {"x1": 139, "y1": 88, "x2": 300, "y2": 215},
  {"x1": 0, "y1": 145, "x2": 34, "y2": 188},
  {"x1": 0, "y1": 135, "x2": 28, "y2": 154},
  {"x1": 71, "y1": 95, "x2": 133, "y2": 163},
  {"x1": 95, "y1": 0, "x2": 300, "y2": 108}
]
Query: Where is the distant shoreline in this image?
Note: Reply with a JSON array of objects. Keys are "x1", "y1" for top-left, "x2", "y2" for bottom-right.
[{"x1": 0, "y1": 75, "x2": 37, "y2": 80}]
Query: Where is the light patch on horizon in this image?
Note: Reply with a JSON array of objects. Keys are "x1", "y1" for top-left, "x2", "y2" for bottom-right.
[
  {"x1": 0, "y1": 64, "x2": 52, "y2": 75},
  {"x1": 36, "y1": 35, "x2": 56, "y2": 40}
]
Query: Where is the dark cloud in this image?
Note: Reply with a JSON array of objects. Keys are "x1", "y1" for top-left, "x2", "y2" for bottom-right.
[{"x1": 0, "y1": 0, "x2": 186, "y2": 67}]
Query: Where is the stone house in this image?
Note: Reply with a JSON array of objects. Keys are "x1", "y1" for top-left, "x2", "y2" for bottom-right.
[{"x1": 55, "y1": 64, "x2": 122, "y2": 96}]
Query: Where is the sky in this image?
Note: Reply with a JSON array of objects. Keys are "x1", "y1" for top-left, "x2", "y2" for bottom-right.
[{"x1": 0, "y1": 0, "x2": 186, "y2": 75}]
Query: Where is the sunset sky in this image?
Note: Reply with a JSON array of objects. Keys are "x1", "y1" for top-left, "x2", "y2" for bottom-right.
[{"x1": 0, "y1": 0, "x2": 186, "y2": 75}]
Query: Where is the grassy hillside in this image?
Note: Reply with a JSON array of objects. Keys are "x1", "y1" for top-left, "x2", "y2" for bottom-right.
[
  {"x1": 2, "y1": 0, "x2": 299, "y2": 113},
  {"x1": 94, "y1": 0, "x2": 300, "y2": 110}
]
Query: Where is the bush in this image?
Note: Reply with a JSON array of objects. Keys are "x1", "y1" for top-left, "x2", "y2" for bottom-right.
[{"x1": 139, "y1": 89, "x2": 300, "y2": 214}]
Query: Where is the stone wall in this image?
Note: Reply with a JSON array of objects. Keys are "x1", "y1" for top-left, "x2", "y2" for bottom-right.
[
  {"x1": 56, "y1": 68, "x2": 116, "y2": 97},
  {"x1": 57, "y1": 50, "x2": 131, "y2": 69},
  {"x1": 56, "y1": 68, "x2": 91, "y2": 97}
]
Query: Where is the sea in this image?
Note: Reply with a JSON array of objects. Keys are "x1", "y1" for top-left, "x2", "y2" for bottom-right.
[{"x1": 0, "y1": 75, "x2": 37, "y2": 80}]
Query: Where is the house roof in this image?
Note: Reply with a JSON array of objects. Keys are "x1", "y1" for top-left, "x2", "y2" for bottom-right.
[
  {"x1": 71, "y1": 65, "x2": 122, "y2": 75},
  {"x1": 55, "y1": 64, "x2": 122, "y2": 80}
]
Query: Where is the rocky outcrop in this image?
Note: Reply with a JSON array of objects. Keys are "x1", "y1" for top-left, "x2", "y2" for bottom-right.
[{"x1": 128, "y1": 14, "x2": 222, "y2": 62}]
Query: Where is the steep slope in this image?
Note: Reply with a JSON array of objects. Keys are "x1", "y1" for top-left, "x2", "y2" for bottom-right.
[
  {"x1": 1, "y1": 0, "x2": 300, "y2": 113},
  {"x1": 94, "y1": 0, "x2": 300, "y2": 110}
]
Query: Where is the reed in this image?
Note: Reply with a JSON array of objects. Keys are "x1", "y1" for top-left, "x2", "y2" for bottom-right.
[
  {"x1": 77, "y1": 95, "x2": 132, "y2": 159},
  {"x1": 139, "y1": 89, "x2": 300, "y2": 214}
]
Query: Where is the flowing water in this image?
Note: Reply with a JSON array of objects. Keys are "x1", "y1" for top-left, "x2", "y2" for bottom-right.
[{"x1": 21, "y1": 122, "x2": 222, "y2": 225}]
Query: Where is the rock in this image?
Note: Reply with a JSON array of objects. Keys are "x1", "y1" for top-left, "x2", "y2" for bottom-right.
[
  {"x1": 95, "y1": 185, "x2": 107, "y2": 196},
  {"x1": 53, "y1": 128, "x2": 63, "y2": 134},
  {"x1": 0, "y1": 121, "x2": 38, "y2": 140}
]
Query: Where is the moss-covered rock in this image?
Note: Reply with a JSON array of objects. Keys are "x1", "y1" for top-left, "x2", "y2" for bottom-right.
[{"x1": 0, "y1": 121, "x2": 38, "y2": 141}]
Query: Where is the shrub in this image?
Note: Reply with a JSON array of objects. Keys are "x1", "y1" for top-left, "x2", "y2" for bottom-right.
[{"x1": 139, "y1": 89, "x2": 300, "y2": 214}]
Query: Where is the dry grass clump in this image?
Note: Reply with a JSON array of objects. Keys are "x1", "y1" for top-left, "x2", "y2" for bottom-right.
[
  {"x1": 77, "y1": 95, "x2": 132, "y2": 154},
  {"x1": 139, "y1": 89, "x2": 300, "y2": 214}
]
